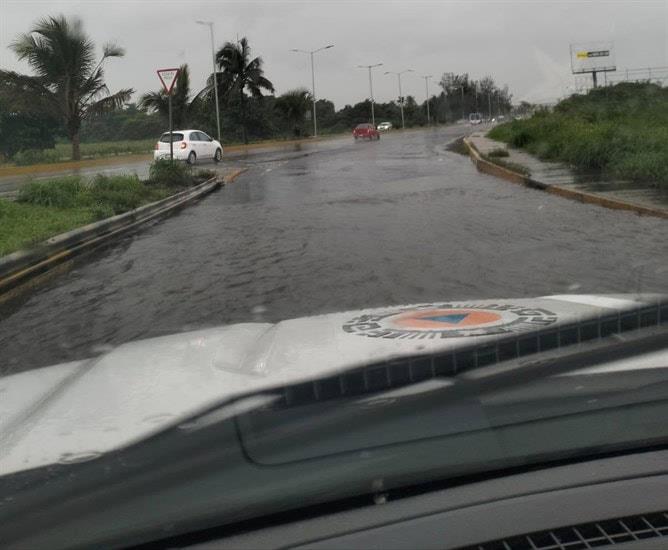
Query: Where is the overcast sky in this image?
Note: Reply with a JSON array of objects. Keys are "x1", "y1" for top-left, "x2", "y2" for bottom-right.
[{"x1": 1, "y1": 0, "x2": 667, "y2": 108}]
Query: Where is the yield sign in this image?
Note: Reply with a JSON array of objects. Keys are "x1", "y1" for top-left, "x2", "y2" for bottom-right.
[{"x1": 157, "y1": 68, "x2": 180, "y2": 94}]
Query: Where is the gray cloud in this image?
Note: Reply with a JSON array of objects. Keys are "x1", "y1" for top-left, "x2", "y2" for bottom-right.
[{"x1": 1, "y1": 0, "x2": 667, "y2": 108}]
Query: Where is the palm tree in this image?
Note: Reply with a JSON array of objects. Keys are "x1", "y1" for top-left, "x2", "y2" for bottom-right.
[
  {"x1": 215, "y1": 37, "x2": 274, "y2": 144},
  {"x1": 275, "y1": 89, "x2": 312, "y2": 137},
  {"x1": 0, "y1": 15, "x2": 133, "y2": 160},
  {"x1": 138, "y1": 64, "x2": 196, "y2": 128}
]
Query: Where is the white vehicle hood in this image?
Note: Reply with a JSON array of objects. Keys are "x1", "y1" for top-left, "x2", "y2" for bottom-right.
[{"x1": 1, "y1": 294, "x2": 665, "y2": 476}]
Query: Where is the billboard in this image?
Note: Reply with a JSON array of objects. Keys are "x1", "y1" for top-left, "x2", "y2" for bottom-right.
[{"x1": 570, "y1": 42, "x2": 616, "y2": 74}]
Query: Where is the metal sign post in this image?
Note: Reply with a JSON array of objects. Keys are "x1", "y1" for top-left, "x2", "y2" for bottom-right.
[
  {"x1": 157, "y1": 68, "x2": 180, "y2": 161},
  {"x1": 168, "y1": 95, "x2": 173, "y2": 160}
]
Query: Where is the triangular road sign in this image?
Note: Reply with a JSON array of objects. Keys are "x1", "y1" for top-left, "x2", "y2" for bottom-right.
[{"x1": 157, "y1": 68, "x2": 180, "y2": 94}]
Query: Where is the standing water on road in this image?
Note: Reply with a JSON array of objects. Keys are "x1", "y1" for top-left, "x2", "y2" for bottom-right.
[{"x1": 1, "y1": 126, "x2": 666, "y2": 374}]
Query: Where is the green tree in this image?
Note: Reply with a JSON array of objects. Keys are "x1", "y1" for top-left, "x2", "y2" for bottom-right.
[
  {"x1": 0, "y1": 15, "x2": 133, "y2": 160},
  {"x1": 275, "y1": 88, "x2": 312, "y2": 137},
  {"x1": 138, "y1": 64, "x2": 197, "y2": 129},
  {"x1": 0, "y1": 97, "x2": 61, "y2": 159},
  {"x1": 215, "y1": 37, "x2": 274, "y2": 144}
]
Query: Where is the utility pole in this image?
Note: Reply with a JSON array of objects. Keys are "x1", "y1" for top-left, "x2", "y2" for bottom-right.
[
  {"x1": 458, "y1": 85, "x2": 465, "y2": 121},
  {"x1": 196, "y1": 21, "x2": 221, "y2": 143},
  {"x1": 357, "y1": 63, "x2": 383, "y2": 127},
  {"x1": 421, "y1": 75, "x2": 433, "y2": 125},
  {"x1": 291, "y1": 44, "x2": 335, "y2": 138},
  {"x1": 385, "y1": 69, "x2": 414, "y2": 129}
]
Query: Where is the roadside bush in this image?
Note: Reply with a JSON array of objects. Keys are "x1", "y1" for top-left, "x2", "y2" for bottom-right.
[
  {"x1": 17, "y1": 177, "x2": 88, "y2": 208},
  {"x1": 91, "y1": 203, "x2": 116, "y2": 220},
  {"x1": 147, "y1": 159, "x2": 193, "y2": 187},
  {"x1": 609, "y1": 151, "x2": 668, "y2": 188},
  {"x1": 90, "y1": 174, "x2": 146, "y2": 213},
  {"x1": 489, "y1": 82, "x2": 668, "y2": 186}
]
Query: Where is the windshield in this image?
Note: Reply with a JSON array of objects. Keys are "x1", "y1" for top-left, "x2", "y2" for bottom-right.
[
  {"x1": 159, "y1": 132, "x2": 184, "y2": 142},
  {"x1": 1, "y1": 0, "x2": 667, "y2": 547}
]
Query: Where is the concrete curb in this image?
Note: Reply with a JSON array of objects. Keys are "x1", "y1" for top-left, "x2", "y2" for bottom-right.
[
  {"x1": 0, "y1": 170, "x2": 245, "y2": 295},
  {"x1": 463, "y1": 138, "x2": 668, "y2": 219}
]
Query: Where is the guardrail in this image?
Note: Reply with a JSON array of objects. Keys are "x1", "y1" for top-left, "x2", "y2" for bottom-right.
[{"x1": 0, "y1": 177, "x2": 222, "y2": 296}]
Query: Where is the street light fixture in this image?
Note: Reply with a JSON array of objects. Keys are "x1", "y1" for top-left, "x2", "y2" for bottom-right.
[
  {"x1": 420, "y1": 75, "x2": 433, "y2": 125},
  {"x1": 290, "y1": 44, "x2": 334, "y2": 138},
  {"x1": 357, "y1": 63, "x2": 383, "y2": 128},
  {"x1": 196, "y1": 20, "x2": 221, "y2": 143},
  {"x1": 384, "y1": 69, "x2": 414, "y2": 129}
]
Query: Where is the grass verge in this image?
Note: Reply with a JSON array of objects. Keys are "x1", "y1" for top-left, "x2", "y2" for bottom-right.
[
  {"x1": 488, "y1": 82, "x2": 668, "y2": 189},
  {"x1": 1, "y1": 163, "x2": 213, "y2": 256},
  {"x1": 9, "y1": 139, "x2": 156, "y2": 166}
]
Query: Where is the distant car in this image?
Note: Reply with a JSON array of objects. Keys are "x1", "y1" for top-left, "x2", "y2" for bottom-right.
[
  {"x1": 377, "y1": 121, "x2": 392, "y2": 131},
  {"x1": 353, "y1": 123, "x2": 380, "y2": 141},
  {"x1": 154, "y1": 130, "x2": 223, "y2": 164},
  {"x1": 468, "y1": 113, "x2": 483, "y2": 125}
]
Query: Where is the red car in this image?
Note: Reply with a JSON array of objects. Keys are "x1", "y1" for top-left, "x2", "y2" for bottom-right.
[{"x1": 353, "y1": 123, "x2": 380, "y2": 141}]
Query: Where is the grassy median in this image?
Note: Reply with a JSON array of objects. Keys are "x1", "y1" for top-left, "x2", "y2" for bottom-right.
[
  {"x1": 7, "y1": 139, "x2": 156, "y2": 166},
  {"x1": 0, "y1": 162, "x2": 214, "y2": 256},
  {"x1": 489, "y1": 82, "x2": 668, "y2": 189}
]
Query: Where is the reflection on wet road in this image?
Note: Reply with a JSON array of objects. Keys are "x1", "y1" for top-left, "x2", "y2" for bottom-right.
[{"x1": 1, "y1": 125, "x2": 667, "y2": 374}]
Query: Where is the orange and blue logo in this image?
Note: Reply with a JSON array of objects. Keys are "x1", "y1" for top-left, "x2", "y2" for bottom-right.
[
  {"x1": 392, "y1": 308, "x2": 503, "y2": 330},
  {"x1": 342, "y1": 303, "x2": 558, "y2": 339}
]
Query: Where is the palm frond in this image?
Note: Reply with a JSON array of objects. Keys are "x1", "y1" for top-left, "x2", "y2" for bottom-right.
[
  {"x1": 102, "y1": 42, "x2": 125, "y2": 58},
  {"x1": 86, "y1": 87, "x2": 133, "y2": 116},
  {"x1": 78, "y1": 67, "x2": 108, "y2": 105}
]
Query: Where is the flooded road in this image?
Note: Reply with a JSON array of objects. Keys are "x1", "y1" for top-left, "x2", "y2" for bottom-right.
[{"x1": 1, "y1": 125, "x2": 667, "y2": 375}]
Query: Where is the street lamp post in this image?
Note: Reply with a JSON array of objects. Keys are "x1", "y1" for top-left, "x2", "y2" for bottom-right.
[
  {"x1": 196, "y1": 20, "x2": 221, "y2": 143},
  {"x1": 421, "y1": 74, "x2": 432, "y2": 125},
  {"x1": 357, "y1": 63, "x2": 383, "y2": 127},
  {"x1": 290, "y1": 44, "x2": 334, "y2": 138},
  {"x1": 384, "y1": 69, "x2": 413, "y2": 129}
]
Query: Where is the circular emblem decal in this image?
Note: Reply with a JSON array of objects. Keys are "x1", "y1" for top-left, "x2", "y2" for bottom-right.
[{"x1": 342, "y1": 303, "x2": 558, "y2": 339}]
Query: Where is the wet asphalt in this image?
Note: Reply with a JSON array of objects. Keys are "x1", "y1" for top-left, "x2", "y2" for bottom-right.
[{"x1": 1, "y1": 125, "x2": 667, "y2": 375}]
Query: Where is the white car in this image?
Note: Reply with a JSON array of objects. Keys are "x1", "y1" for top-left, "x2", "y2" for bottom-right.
[
  {"x1": 377, "y1": 121, "x2": 392, "y2": 131},
  {"x1": 154, "y1": 129, "x2": 223, "y2": 164}
]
